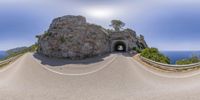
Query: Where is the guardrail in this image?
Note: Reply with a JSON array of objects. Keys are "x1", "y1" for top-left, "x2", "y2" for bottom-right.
[
  {"x1": 0, "y1": 54, "x2": 23, "y2": 66},
  {"x1": 139, "y1": 55, "x2": 200, "y2": 71}
]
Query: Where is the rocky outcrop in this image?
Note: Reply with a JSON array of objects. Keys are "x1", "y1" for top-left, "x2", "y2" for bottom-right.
[
  {"x1": 37, "y1": 15, "x2": 148, "y2": 59},
  {"x1": 109, "y1": 28, "x2": 148, "y2": 51},
  {"x1": 137, "y1": 35, "x2": 148, "y2": 49},
  {"x1": 37, "y1": 15, "x2": 110, "y2": 59}
]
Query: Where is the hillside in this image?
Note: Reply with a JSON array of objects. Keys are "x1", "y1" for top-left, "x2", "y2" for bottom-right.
[{"x1": 6, "y1": 47, "x2": 28, "y2": 54}]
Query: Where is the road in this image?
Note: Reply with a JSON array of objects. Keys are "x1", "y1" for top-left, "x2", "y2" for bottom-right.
[{"x1": 1, "y1": 53, "x2": 200, "y2": 100}]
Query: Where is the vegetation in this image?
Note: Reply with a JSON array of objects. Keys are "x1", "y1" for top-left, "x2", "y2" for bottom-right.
[
  {"x1": 60, "y1": 36, "x2": 66, "y2": 43},
  {"x1": 1, "y1": 44, "x2": 38, "y2": 61},
  {"x1": 0, "y1": 62, "x2": 10, "y2": 68},
  {"x1": 141, "y1": 48, "x2": 170, "y2": 64},
  {"x1": 43, "y1": 31, "x2": 51, "y2": 37},
  {"x1": 132, "y1": 47, "x2": 142, "y2": 53},
  {"x1": 176, "y1": 55, "x2": 200, "y2": 65},
  {"x1": 7, "y1": 47, "x2": 28, "y2": 55},
  {"x1": 110, "y1": 20, "x2": 125, "y2": 31}
]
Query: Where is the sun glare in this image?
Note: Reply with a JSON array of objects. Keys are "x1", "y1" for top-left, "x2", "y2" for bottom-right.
[{"x1": 84, "y1": 7, "x2": 116, "y2": 19}]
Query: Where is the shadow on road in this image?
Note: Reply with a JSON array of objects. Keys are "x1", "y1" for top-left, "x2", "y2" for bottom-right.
[
  {"x1": 122, "y1": 53, "x2": 132, "y2": 57},
  {"x1": 112, "y1": 52, "x2": 136, "y2": 57},
  {"x1": 33, "y1": 53, "x2": 111, "y2": 66}
]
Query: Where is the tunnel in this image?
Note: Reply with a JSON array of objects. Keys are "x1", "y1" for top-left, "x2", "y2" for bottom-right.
[{"x1": 113, "y1": 41, "x2": 127, "y2": 52}]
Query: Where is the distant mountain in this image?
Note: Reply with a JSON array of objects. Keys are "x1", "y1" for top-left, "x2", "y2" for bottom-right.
[
  {"x1": 6, "y1": 47, "x2": 28, "y2": 54},
  {"x1": 0, "y1": 45, "x2": 37, "y2": 60},
  {"x1": 0, "y1": 51, "x2": 8, "y2": 59}
]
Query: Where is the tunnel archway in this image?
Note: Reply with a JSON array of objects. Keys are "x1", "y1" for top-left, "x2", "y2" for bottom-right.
[{"x1": 113, "y1": 41, "x2": 127, "y2": 52}]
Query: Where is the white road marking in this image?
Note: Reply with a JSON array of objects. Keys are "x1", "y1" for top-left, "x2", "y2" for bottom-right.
[{"x1": 33, "y1": 54, "x2": 118, "y2": 76}]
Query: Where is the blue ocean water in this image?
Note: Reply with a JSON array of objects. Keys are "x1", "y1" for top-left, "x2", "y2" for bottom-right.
[
  {"x1": 161, "y1": 51, "x2": 200, "y2": 64},
  {"x1": 0, "y1": 51, "x2": 7, "y2": 59}
]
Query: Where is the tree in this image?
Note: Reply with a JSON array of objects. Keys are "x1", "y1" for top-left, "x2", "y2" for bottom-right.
[{"x1": 110, "y1": 20, "x2": 125, "y2": 31}]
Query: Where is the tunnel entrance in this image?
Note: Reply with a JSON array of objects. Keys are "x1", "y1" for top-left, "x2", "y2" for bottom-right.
[{"x1": 114, "y1": 41, "x2": 127, "y2": 52}]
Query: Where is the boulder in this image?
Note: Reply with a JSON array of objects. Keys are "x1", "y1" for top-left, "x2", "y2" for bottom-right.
[{"x1": 37, "y1": 15, "x2": 110, "y2": 59}]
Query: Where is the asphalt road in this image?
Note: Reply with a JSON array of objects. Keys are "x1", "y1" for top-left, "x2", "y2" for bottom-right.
[{"x1": 1, "y1": 53, "x2": 200, "y2": 100}]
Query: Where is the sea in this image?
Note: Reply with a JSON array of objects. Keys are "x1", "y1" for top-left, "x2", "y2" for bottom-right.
[
  {"x1": 0, "y1": 51, "x2": 8, "y2": 60},
  {"x1": 161, "y1": 51, "x2": 200, "y2": 64}
]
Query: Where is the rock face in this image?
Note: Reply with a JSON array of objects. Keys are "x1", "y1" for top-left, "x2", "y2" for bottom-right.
[
  {"x1": 137, "y1": 34, "x2": 148, "y2": 49},
  {"x1": 37, "y1": 15, "x2": 110, "y2": 59},
  {"x1": 109, "y1": 29, "x2": 139, "y2": 51},
  {"x1": 37, "y1": 15, "x2": 148, "y2": 59}
]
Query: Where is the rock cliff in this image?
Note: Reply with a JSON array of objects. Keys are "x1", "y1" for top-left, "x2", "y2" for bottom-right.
[
  {"x1": 37, "y1": 15, "x2": 110, "y2": 59},
  {"x1": 37, "y1": 15, "x2": 148, "y2": 59}
]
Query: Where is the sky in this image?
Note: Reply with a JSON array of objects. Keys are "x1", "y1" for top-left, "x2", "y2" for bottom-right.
[{"x1": 0, "y1": 0, "x2": 200, "y2": 51}]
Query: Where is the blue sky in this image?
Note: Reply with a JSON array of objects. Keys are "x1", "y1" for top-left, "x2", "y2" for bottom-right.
[{"x1": 0, "y1": 0, "x2": 200, "y2": 51}]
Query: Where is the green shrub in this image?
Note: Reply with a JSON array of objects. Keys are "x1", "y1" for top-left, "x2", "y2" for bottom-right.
[
  {"x1": 28, "y1": 44, "x2": 38, "y2": 52},
  {"x1": 60, "y1": 36, "x2": 66, "y2": 43},
  {"x1": 176, "y1": 55, "x2": 200, "y2": 65},
  {"x1": 141, "y1": 48, "x2": 170, "y2": 64},
  {"x1": 43, "y1": 31, "x2": 51, "y2": 37},
  {"x1": 132, "y1": 47, "x2": 142, "y2": 53}
]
